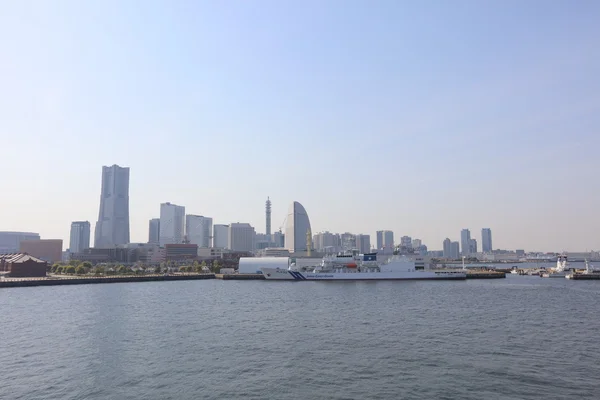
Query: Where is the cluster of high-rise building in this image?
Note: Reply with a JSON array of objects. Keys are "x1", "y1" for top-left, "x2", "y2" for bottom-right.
[
  {"x1": 1, "y1": 164, "x2": 513, "y2": 265},
  {"x1": 442, "y1": 228, "x2": 493, "y2": 259},
  {"x1": 311, "y1": 230, "x2": 428, "y2": 256},
  {"x1": 57, "y1": 165, "x2": 325, "y2": 264}
]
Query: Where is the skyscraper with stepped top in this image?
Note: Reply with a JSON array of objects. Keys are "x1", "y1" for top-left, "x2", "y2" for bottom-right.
[{"x1": 94, "y1": 165, "x2": 130, "y2": 248}]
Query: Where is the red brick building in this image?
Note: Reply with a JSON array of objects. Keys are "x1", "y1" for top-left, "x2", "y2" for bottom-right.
[
  {"x1": 19, "y1": 239, "x2": 63, "y2": 263},
  {"x1": 0, "y1": 253, "x2": 48, "y2": 277}
]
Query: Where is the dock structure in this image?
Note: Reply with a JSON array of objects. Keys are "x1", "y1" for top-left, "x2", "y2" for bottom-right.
[
  {"x1": 215, "y1": 273, "x2": 265, "y2": 280},
  {"x1": 568, "y1": 273, "x2": 600, "y2": 280},
  {"x1": 465, "y1": 271, "x2": 506, "y2": 279}
]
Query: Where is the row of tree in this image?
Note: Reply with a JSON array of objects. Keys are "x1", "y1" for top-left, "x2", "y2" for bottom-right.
[{"x1": 50, "y1": 259, "x2": 224, "y2": 276}]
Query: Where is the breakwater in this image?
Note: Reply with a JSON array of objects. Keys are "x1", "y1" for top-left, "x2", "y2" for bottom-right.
[{"x1": 0, "y1": 274, "x2": 215, "y2": 288}]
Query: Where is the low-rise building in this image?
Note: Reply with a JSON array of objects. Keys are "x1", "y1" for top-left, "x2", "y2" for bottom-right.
[{"x1": 0, "y1": 253, "x2": 47, "y2": 277}]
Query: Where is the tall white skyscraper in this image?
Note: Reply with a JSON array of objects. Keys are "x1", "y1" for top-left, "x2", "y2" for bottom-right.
[
  {"x1": 148, "y1": 218, "x2": 160, "y2": 244},
  {"x1": 481, "y1": 228, "x2": 493, "y2": 253},
  {"x1": 213, "y1": 224, "x2": 229, "y2": 249},
  {"x1": 94, "y1": 164, "x2": 130, "y2": 248},
  {"x1": 159, "y1": 202, "x2": 185, "y2": 246},
  {"x1": 185, "y1": 215, "x2": 213, "y2": 248},
  {"x1": 229, "y1": 223, "x2": 255, "y2": 252},
  {"x1": 461, "y1": 229, "x2": 471, "y2": 256},
  {"x1": 70, "y1": 221, "x2": 90, "y2": 253}
]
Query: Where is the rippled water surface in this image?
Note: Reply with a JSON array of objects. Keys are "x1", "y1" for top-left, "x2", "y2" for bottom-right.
[{"x1": 2, "y1": 276, "x2": 600, "y2": 399}]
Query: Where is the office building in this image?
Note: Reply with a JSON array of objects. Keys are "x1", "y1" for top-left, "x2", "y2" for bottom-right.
[
  {"x1": 148, "y1": 218, "x2": 160, "y2": 244},
  {"x1": 0, "y1": 231, "x2": 40, "y2": 254},
  {"x1": 355, "y1": 234, "x2": 371, "y2": 254},
  {"x1": 481, "y1": 228, "x2": 493, "y2": 253},
  {"x1": 69, "y1": 221, "x2": 90, "y2": 254},
  {"x1": 229, "y1": 223, "x2": 255, "y2": 252},
  {"x1": 159, "y1": 202, "x2": 185, "y2": 246},
  {"x1": 186, "y1": 215, "x2": 213, "y2": 248},
  {"x1": 376, "y1": 230, "x2": 394, "y2": 251},
  {"x1": 461, "y1": 229, "x2": 471, "y2": 256},
  {"x1": 443, "y1": 238, "x2": 460, "y2": 259},
  {"x1": 213, "y1": 224, "x2": 229, "y2": 249},
  {"x1": 469, "y1": 238, "x2": 478, "y2": 254},
  {"x1": 94, "y1": 164, "x2": 130, "y2": 248}
]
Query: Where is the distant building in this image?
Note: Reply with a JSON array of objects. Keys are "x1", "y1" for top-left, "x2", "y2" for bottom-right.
[
  {"x1": 229, "y1": 223, "x2": 255, "y2": 252},
  {"x1": 159, "y1": 202, "x2": 185, "y2": 245},
  {"x1": 469, "y1": 239, "x2": 478, "y2": 254},
  {"x1": 148, "y1": 218, "x2": 160, "y2": 244},
  {"x1": 165, "y1": 244, "x2": 198, "y2": 261},
  {"x1": 313, "y1": 231, "x2": 341, "y2": 253},
  {"x1": 213, "y1": 224, "x2": 229, "y2": 249},
  {"x1": 516, "y1": 249, "x2": 525, "y2": 256},
  {"x1": 254, "y1": 233, "x2": 270, "y2": 250},
  {"x1": 0, "y1": 231, "x2": 40, "y2": 254},
  {"x1": 412, "y1": 239, "x2": 422, "y2": 249},
  {"x1": 376, "y1": 230, "x2": 394, "y2": 251},
  {"x1": 185, "y1": 215, "x2": 213, "y2": 248},
  {"x1": 481, "y1": 228, "x2": 492, "y2": 253},
  {"x1": 272, "y1": 230, "x2": 285, "y2": 248},
  {"x1": 0, "y1": 253, "x2": 47, "y2": 277},
  {"x1": 70, "y1": 221, "x2": 91, "y2": 254},
  {"x1": 284, "y1": 201, "x2": 312, "y2": 252},
  {"x1": 461, "y1": 229, "x2": 471, "y2": 256},
  {"x1": 19, "y1": 239, "x2": 63, "y2": 263},
  {"x1": 94, "y1": 164, "x2": 130, "y2": 248},
  {"x1": 400, "y1": 236, "x2": 412, "y2": 248},
  {"x1": 340, "y1": 233, "x2": 356, "y2": 252},
  {"x1": 355, "y1": 234, "x2": 371, "y2": 254},
  {"x1": 256, "y1": 248, "x2": 291, "y2": 257},
  {"x1": 443, "y1": 238, "x2": 460, "y2": 259}
]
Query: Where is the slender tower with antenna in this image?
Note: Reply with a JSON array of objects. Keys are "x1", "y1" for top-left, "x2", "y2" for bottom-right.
[{"x1": 266, "y1": 197, "x2": 272, "y2": 242}]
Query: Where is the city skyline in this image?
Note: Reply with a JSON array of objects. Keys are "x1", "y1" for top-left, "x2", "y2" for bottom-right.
[{"x1": 2, "y1": 2, "x2": 600, "y2": 252}]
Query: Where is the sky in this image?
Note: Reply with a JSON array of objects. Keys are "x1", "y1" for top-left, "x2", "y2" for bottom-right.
[{"x1": 1, "y1": 0, "x2": 599, "y2": 252}]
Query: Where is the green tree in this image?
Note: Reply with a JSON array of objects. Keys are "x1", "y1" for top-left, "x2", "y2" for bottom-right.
[
  {"x1": 184, "y1": 266, "x2": 192, "y2": 272},
  {"x1": 94, "y1": 266, "x2": 105, "y2": 275},
  {"x1": 51, "y1": 263, "x2": 60, "y2": 273},
  {"x1": 75, "y1": 265, "x2": 86, "y2": 275},
  {"x1": 179, "y1": 266, "x2": 187, "y2": 272},
  {"x1": 200, "y1": 261, "x2": 207, "y2": 269},
  {"x1": 65, "y1": 266, "x2": 76, "y2": 274},
  {"x1": 154, "y1": 266, "x2": 161, "y2": 274},
  {"x1": 194, "y1": 264, "x2": 203, "y2": 273},
  {"x1": 81, "y1": 261, "x2": 93, "y2": 270},
  {"x1": 56, "y1": 266, "x2": 63, "y2": 274},
  {"x1": 69, "y1": 259, "x2": 80, "y2": 266},
  {"x1": 211, "y1": 259, "x2": 220, "y2": 272},
  {"x1": 117, "y1": 265, "x2": 126, "y2": 274}
]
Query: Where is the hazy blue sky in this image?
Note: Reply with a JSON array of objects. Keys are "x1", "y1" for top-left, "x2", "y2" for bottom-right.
[{"x1": 1, "y1": 0, "x2": 599, "y2": 252}]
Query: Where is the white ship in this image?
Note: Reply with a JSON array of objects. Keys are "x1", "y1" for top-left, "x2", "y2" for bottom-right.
[
  {"x1": 261, "y1": 253, "x2": 467, "y2": 281},
  {"x1": 541, "y1": 255, "x2": 572, "y2": 278}
]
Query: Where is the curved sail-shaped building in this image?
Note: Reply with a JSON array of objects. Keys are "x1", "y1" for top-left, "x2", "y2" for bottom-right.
[{"x1": 284, "y1": 201, "x2": 312, "y2": 252}]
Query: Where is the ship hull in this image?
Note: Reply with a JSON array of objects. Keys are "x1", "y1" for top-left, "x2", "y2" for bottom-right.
[{"x1": 261, "y1": 268, "x2": 466, "y2": 281}]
